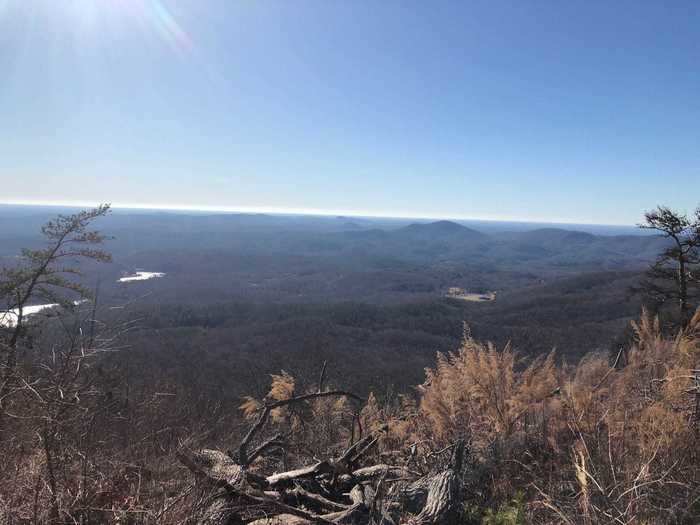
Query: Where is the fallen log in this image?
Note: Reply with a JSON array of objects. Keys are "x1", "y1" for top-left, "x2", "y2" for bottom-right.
[
  {"x1": 243, "y1": 493, "x2": 340, "y2": 525},
  {"x1": 248, "y1": 515, "x2": 311, "y2": 525},
  {"x1": 177, "y1": 366, "x2": 468, "y2": 525},
  {"x1": 345, "y1": 464, "x2": 419, "y2": 485},
  {"x1": 178, "y1": 449, "x2": 245, "y2": 488},
  {"x1": 179, "y1": 442, "x2": 466, "y2": 525},
  {"x1": 287, "y1": 487, "x2": 350, "y2": 513},
  {"x1": 267, "y1": 461, "x2": 334, "y2": 488},
  {"x1": 320, "y1": 503, "x2": 368, "y2": 525},
  {"x1": 385, "y1": 476, "x2": 432, "y2": 516}
]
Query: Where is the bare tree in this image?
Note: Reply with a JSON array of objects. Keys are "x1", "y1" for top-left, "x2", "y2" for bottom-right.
[
  {"x1": 0, "y1": 204, "x2": 112, "y2": 435},
  {"x1": 638, "y1": 205, "x2": 700, "y2": 328}
]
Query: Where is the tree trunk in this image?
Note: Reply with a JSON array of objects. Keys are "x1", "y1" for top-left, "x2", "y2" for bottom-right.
[
  {"x1": 413, "y1": 470, "x2": 461, "y2": 525},
  {"x1": 679, "y1": 257, "x2": 689, "y2": 327},
  {"x1": 42, "y1": 427, "x2": 60, "y2": 524}
]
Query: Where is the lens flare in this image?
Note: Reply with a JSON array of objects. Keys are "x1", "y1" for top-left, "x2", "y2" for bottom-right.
[
  {"x1": 2, "y1": 1, "x2": 194, "y2": 56},
  {"x1": 148, "y1": 0, "x2": 193, "y2": 54},
  {"x1": 118, "y1": 0, "x2": 193, "y2": 54}
]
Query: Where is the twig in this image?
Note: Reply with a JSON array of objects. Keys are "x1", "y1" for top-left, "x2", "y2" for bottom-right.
[{"x1": 238, "y1": 389, "x2": 363, "y2": 466}]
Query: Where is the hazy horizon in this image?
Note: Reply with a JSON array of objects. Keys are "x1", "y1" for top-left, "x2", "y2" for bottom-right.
[{"x1": 0, "y1": 200, "x2": 651, "y2": 232}]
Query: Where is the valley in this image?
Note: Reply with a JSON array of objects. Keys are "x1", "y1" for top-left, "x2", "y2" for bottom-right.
[{"x1": 0, "y1": 205, "x2": 660, "y2": 369}]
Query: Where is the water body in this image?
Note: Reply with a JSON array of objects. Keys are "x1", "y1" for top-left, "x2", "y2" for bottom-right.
[
  {"x1": 0, "y1": 303, "x2": 59, "y2": 328},
  {"x1": 118, "y1": 271, "x2": 165, "y2": 283},
  {"x1": 0, "y1": 300, "x2": 89, "y2": 328}
]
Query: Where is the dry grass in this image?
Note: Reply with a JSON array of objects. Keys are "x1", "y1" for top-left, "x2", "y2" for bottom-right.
[{"x1": 364, "y1": 310, "x2": 700, "y2": 523}]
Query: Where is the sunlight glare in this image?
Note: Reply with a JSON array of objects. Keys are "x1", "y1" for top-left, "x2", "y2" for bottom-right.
[{"x1": 66, "y1": 0, "x2": 193, "y2": 54}]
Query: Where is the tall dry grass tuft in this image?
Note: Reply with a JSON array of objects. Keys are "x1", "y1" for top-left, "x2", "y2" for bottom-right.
[
  {"x1": 417, "y1": 327, "x2": 559, "y2": 451},
  {"x1": 367, "y1": 312, "x2": 700, "y2": 523}
]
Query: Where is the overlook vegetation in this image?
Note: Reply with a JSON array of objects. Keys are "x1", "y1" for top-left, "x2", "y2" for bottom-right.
[{"x1": 0, "y1": 205, "x2": 699, "y2": 523}]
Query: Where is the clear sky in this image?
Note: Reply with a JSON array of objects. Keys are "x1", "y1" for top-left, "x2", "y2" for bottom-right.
[{"x1": 1, "y1": 1, "x2": 698, "y2": 224}]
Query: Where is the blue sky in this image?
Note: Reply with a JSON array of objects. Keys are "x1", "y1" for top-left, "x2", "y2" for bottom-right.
[{"x1": 1, "y1": 1, "x2": 698, "y2": 224}]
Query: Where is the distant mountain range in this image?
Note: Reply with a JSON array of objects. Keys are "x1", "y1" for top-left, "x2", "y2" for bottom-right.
[
  {"x1": 393, "y1": 220, "x2": 486, "y2": 241},
  {"x1": 0, "y1": 207, "x2": 665, "y2": 271},
  {"x1": 0, "y1": 204, "x2": 649, "y2": 236}
]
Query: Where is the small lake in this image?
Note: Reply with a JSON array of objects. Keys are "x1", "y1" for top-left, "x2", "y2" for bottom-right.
[
  {"x1": 1, "y1": 303, "x2": 59, "y2": 328},
  {"x1": 0, "y1": 300, "x2": 89, "y2": 328},
  {"x1": 118, "y1": 271, "x2": 166, "y2": 283}
]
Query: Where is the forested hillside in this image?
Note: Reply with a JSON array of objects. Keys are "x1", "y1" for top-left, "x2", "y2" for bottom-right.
[{"x1": 0, "y1": 204, "x2": 663, "y2": 361}]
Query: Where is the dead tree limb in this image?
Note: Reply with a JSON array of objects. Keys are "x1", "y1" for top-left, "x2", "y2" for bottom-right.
[
  {"x1": 243, "y1": 493, "x2": 339, "y2": 525},
  {"x1": 317, "y1": 360, "x2": 328, "y2": 393},
  {"x1": 267, "y1": 461, "x2": 334, "y2": 488},
  {"x1": 288, "y1": 487, "x2": 349, "y2": 513},
  {"x1": 248, "y1": 433, "x2": 286, "y2": 465},
  {"x1": 178, "y1": 373, "x2": 474, "y2": 524},
  {"x1": 338, "y1": 433, "x2": 375, "y2": 466},
  {"x1": 238, "y1": 390, "x2": 363, "y2": 466}
]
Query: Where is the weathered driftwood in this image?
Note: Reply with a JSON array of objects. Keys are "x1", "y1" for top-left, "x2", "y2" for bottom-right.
[
  {"x1": 348, "y1": 485, "x2": 366, "y2": 506},
  {"x1": 177, "y1": 385, "x2": 367, "y2": 524},
  {"x1": 385, "y1": 475, "x2": 432, "y2": 515},
  {"x1": 180, "y1": 449, "x2": 340, "y2": 524},
  {"x1": 177, "y1": 367, "x2": 466, "y2": 524},
  {"x1": 248, "y1": 515, "x2": 311, "y2": 525},
  {"x1": 242, "y1": 493, "x2": 340, "y2": 524},
  {"x1": 319, "y1": 502, "x2": 368, "y2": 525},
  {"x1": 353, "y1": 464, "x2": 417, "y2": 481},
  {"x1": 287, "y1": 486, "x2": 349, "y2": 513},
  {"x1": 248, "y1": 514, "x2": 311, "y2": 525},
  {"x1": 178, "y1": 449, "x2": 246, "y2": 488},
  {"x1": 180, "y1": 444, "x2": 465, "y2": 525},
  {"x1": 267, "y1": 461, "x2": 334, "y2": 488}
]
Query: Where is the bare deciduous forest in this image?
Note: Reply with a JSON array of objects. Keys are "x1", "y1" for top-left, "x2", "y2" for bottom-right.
[{"x1": 1, "y1": 206, "x2": 699, "y2": 524}]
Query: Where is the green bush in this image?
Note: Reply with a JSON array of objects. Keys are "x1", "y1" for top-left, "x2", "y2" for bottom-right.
[{"x1": 464, "y1": 492, "x2": 526, "y2": 525}]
